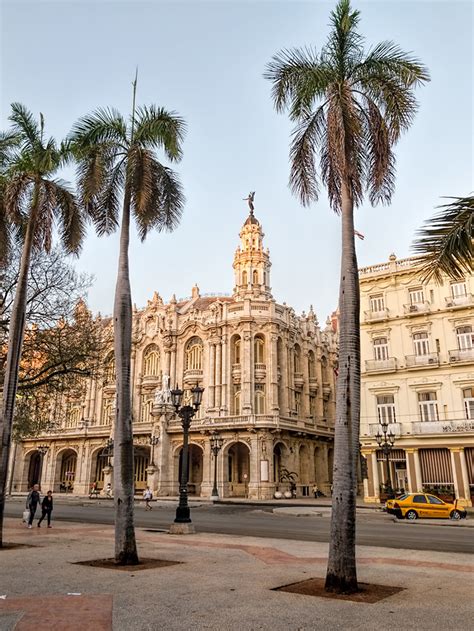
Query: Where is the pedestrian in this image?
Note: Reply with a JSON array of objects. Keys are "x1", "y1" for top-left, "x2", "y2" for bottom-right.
[
  {"x1": 312, "y1": 484, "x2": 319, "y2": 499},
  {"x1": 26, "y1": 484, "x2": 41, "y2": 529},
  {"x1": 143, "y1": 486, "x2": 153, "y2": 510},
  {"x1": 37, "y1": 490, "x2": 53, "y2": 528},
  {"x1": 89, "y1": 481, "x2": 98, "y2": 499},
  {"x1": 105, "y1": 482, "x2": 112, "y2": 498}
]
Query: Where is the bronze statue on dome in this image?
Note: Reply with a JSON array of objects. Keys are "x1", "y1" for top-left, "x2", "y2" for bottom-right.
[{"x1": 243, "y1": 191, "x2": 255, "y2": 213}]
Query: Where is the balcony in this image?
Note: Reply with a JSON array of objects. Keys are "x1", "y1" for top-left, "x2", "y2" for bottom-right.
[
  {"x1": 445, "y1": 293, "x2": 474, "y2": 308},
  {"x1": 369, "y1": 422, "x2": 401, "y2": 437},
  {"x1": 183, "y1": 368, "x2": 203, "y2": 384},
  {"x1": 294, "y1": 372, "x2": 304, "y2": 388},
  {"x1": 309, "y1": 377, "x2": 318, "y2": 392},
  {"x1": 232, "y1": 363, "x2": 241, "y2": 382},
  {"x1": 254, "y1": 363, "x2": 266, "y2": 380},
  {"x1": 403, "y1": 302, "x2": 431, "y2": 315},
  {"x1": 449, "y1": 348, "x2": 474, "y2": 364},
  {"x1": 365, "y1": 357, "x2": 397, "y2": 373},
  {"x1": 405, "y1": 353, "x2": 439, "y2": 369},
  {"x1": 364, "y1": 308, "x2": 390, "y2": 322},
  {"x1": 412, "y1": 419, "x2": 474, "y2": 435}
]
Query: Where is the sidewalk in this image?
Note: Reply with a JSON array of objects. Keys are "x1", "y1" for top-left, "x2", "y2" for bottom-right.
[{"x1": 1, "y1": 517, "x2": 473, "y2": 630}]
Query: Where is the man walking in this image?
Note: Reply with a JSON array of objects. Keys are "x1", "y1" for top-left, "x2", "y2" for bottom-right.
[
  {"x1": 26, "y1": 484, "x2": 41, "y2": 529},
  {"x1": 37, "y1": 490, "x2": 54, "y2": 528},
  {"x1": 143, "y1": 487, "x2": 153, "y2": 510}
]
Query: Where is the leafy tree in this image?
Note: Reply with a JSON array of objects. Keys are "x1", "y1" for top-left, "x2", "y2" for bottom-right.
[
  {"x1": 265, "y1": 0, "x2": 429, "y2": 593},
  {"x1": 0, "y1": 104, "x2": 85, "y2": 548},
  {"x1": 412, "y1": 195, "x2": 474, "y2": 282},
  {"x1": 70, "y1": 77, "x2": 186, "y2": 564}
]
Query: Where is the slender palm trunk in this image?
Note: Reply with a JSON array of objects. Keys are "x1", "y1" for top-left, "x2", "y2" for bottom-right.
[
  {"x1": 325, "y1": 179, "x2": 361, "y2": 593},
  {"x1": 113, "y1": 183, "x2": 138, "y2": 564},
  {"x1": 0, "y1": 196, "x2": 39, "y2": 547}
]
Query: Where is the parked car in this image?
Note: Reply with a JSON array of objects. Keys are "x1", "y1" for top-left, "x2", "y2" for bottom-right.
[{"x1": 386, "y1": 493, "x2": 467, "y2": 521}]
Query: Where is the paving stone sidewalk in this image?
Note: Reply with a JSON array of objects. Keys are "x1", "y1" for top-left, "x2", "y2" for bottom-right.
[{"x1": 1, "y1": 517, "x2": 473, "y2": 630}]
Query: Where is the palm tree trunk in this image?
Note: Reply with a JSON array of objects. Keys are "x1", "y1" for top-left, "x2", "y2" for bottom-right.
[
  {"x1": 325, "y1": 179, "x2": 361, "y2": 593},
  {"x1": 113, "y1": 182, "x2": 139, "y2": 564},
  {"x1": 0, "y1": 194, "x2": 39, "y2": 547}
]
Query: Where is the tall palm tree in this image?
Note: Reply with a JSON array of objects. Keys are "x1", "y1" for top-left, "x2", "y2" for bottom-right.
[
  {"x1": 413, "y1": 195, "x2": 474, "y2": 282},
  {"x1": 265, "y1": 0, "x2": 429, "y2": 593},
  {"x1": 0, "y1": 104, "x2": 84, "y2": 547},
  {"x1": 70, "y1": 79, "x2": 186, "y2": 565}
]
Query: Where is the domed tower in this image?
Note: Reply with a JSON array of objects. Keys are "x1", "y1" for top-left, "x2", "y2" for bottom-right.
[{"x1": 232, "y1": 194, "x2": 272, "y2": 300}]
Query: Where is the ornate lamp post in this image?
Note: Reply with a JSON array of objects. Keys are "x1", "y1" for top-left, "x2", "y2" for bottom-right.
[
  {"x1": 375, "y1": 421, "x2": 396, "y2": 498},
  {"x1": 149, "y1": 434, "x2": 159, "y2": 466},
  {"x1": 210, "y1": 432, "x2": 223, "y2": 500},
  {"x1": 37, "y1": 444, "x2": 49, "y2": 488},
  {"x1": 170, "y1": 384, "x2": 204, "y2": 532}
]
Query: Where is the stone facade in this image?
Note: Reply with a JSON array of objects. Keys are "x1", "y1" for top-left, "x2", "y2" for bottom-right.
[
  {"x1": 10, "y1": 209, "x2": 337, "y2": 499},
  {"x1": 359, "y1": 254, "x2": 474, "y2": 506}
]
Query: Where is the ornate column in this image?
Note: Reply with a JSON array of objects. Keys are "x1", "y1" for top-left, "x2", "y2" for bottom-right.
[
  {"x1": 302, "y1": 349, "x2": 310, "y2": 419},
  {"x1": 458, "y1": 448, "x2": 472, "y2": 506},
  {"x1": 208, "y1": 342, "x2": 216, "y2": 410},
  {"x1": 221, "y1": 334, "x2": 228, "y2": 413},
  {"x1": 269, "y1": 334, "x2": 279, "y2": 413},
  {"x1": 151, "y1": 383, "x2": 175, "y2": 496},
  {"x1": 215, "y1": 341, "x2": 222, "y2": 410},
  {"x1": 371, "y1": 450, "x2": 380, "y2": 501},
  {"x1": 413, "y1": 448, "x2": 423, "y2": 492},
  {"x1": 242, "y1": 329, "x2": 252, "y2": 414}
]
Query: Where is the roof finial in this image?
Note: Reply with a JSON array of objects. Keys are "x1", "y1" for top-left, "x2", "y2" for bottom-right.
[{"x1": 243, "y1": 191, "x2": 255, "y2": 215}]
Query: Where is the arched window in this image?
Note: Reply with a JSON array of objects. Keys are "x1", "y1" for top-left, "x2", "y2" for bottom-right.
[
  {"x1": 66, "y1": 405, "x2": 81, "y2": 429},
  {"x1": 232, "y1": 336, "x2": 241, "y2": 365},
  {"x1": 140, "y1": 396, "x2": 153, "y2": 423},
  {"x1": 185, "y1": 337, "x2": 203, "y2": 371},
  {"x1": 321, "y1": 356, "x2": 329, "y2": 383},
  {"x1": 254, "y1": 384, "x2": 265, "y2": 414},
  {"x1": 104, "y1": 352, "x2": 115, "y2": 384},
  {"x1": 143, "y1": 344, "x2": 160, "y2": 376},
  {"x1": 308, "y1": 350, "x2": 316, "y2": 378},
  {"x1": 233, "y1": 389, "x2": 241, "y2": 415},
  {"x1": 100, "y1": 399, "x2": 112, "y2": 425},
  {"x1": 254, "y1": 335, "x2": 265, "y2": 364},
  {"x1": 242, "y1": 270, "x2": 248, "y2": 285},
  {"x1": 252, "y1": 269, "x2": 258, "y2": 284},
  {"x1": 293, "y1": 344, "x2": 301, "y2": 373}
]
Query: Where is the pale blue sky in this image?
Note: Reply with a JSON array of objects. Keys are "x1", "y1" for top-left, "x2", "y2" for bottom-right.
[{"x1": 1, "y1": 0, "x2": 472, "y2": 321}]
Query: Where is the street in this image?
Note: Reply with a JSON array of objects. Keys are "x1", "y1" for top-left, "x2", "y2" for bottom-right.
[{"x1": 6, "y1": 498, "x2": 474, "y2": 554}]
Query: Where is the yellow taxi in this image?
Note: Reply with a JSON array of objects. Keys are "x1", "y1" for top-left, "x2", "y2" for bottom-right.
[{"x1": 386, "y1": 493, "x2": 467, "y2": 521}]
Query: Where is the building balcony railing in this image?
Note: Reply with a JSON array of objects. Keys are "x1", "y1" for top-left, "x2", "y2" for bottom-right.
[
  {"x1": 368, "y1": 422, "x2": 401, "y2": 437},
  {"x1": 294, "y1": 372, "x2": 304, "y2": 388},
  {"x1": 412, "y1": 419, "x2": 474, "y2": 435},
  {"x1": 309, "y1": 377, "x2": 318, "y2": 392},
  {"x1": 364, "y1": 308, "x2": 390, "y2": 322},
  {"x1": 445, "y1": 293, "x2": 474, "y2": 308},
  {"x1": 365, "y1": 357, "x2": 397, "y2": 373},
  {"x1": 183, "y1": 368, "x2": 203, "y2": 383},
  {"x1": 141, "y1": 374, "x2": 160, "y2": 385},
  {"x1": 405, "y1": 353, "x2": 439, "y2": 369},
  {"x1": 449, "y1": 348, "x2": 474, "y2": 364},
  {"x1": 403, "y1": 302, "x2": 431, "y2": 315},
  {"x1": 254, "y1": 363, "x2": 267, "y2": 379}
]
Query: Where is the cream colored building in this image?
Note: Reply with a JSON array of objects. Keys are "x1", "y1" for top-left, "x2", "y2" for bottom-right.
[
  {"x1": 359, "y1": 254, "x2": 474, "y2": 506},
  {"x1": 10, "y1": 208, "x2": 337, "y2": 499}
]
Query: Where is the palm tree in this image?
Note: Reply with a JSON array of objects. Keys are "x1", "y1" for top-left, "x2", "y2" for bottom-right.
[
  {"x1": 70, "y1": 78, "x2": 186, "y2": 565},
  {"x1": 0, "y1": 104, "x2": 84, "y2": 547},
  {"x1": 265, "y1": 0, "x2": 429, "y2": 593},
  {"x1": 412, "y1": 195, "x2": 474, "y2": 282}
]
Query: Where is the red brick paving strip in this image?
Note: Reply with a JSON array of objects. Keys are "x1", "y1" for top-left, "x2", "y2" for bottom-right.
[{"x1": 0, "y1": 594, "x2": 112, "y2": 630}]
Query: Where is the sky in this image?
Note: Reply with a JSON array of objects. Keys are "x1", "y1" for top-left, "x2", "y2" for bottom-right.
[{"x1": 1, "y1": 0, "x2": 473, "y2": 323}]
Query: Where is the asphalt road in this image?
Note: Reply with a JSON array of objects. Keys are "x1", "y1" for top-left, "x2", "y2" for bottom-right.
[{"x1": 6, "y1": 499, "x2": 474, "y2": 554}]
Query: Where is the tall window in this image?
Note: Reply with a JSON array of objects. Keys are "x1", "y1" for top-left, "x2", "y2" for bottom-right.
[
  {"x1": 457, "y1": 325, "x2": 474, "y2": 350},
  {"x1": 66, "y1": 405, "x2": 81, "y2": 429},
  {"x1": 293, "y1": 344, "x2": 301, "y2": 372},
  {"x1": 233, "y1": 337, "x2": 241, "y2": 364},
  {"x1": 140, "y1": 396, "x2": 153, "y2": 423},
  {"x1": 418, "y1": 392, "x2": 439, "y2": 422},
  {"x1": 373, "y1": 337, "x2": 389, "y2": 360},
  {"x1": 409, "y1": 287, "x2": 425, "y2": 305},
  {"x1": 451, "y1": 281, "x2": 467, "y2": 298},
  {"x1": 185, "y1": 337, "x2": 203, "y2": 370},
  {"x1": 254, "y1": 384, "x2": 265, "y2": 414},
  {"x1": 309, "y1": 394, "x2": 317, "y2": 418},
  {"x1": 242, "y1": 270, "x2": 248, "y2": 285},
  {"x1": 252, "y1": 269, "x2": 258, "y2": 284},
  {"x1": 100, "y1": 399, "x2": 112, "y2": 425},
  {"x1": 370, "y1": 294, "x2": 384, "y2": 312},
  {"x1": 294, "y1": 391, "x2": 301, "y2": 415},
  {"x1": 143, "y1": 344, "x2": 160, "y2": 376},
  {"x1": 463, "y1": 387, "x2": 474, "y2": 420},
  {"x1": 233, "y1": 388, "x2": 241, "y2": 415},
  {"x1": 376, "y1": 395, "x2": 396, "y2": 424},
  {"x1": 104, "y1": 353, "x2": 115, "y2": 384},
  {"x1": 413, "y1": 331, "x2": 429, "y2": 356},
  {"x1": 308, "y1": 350, "x2": 316, "y2": 378},
  {"x1": 254, "y1": 335, "x2": 265, "y2": 364}
]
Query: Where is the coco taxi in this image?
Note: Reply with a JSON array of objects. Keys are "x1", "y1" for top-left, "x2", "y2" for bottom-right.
[{"x1": 386, "y1": 493, "x2": 468, "y2": 521}]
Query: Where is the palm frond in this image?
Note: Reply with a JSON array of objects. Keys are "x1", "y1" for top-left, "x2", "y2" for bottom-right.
[
  {"x1": 134, "y1": 106, "x2": 186, "y2": 162},
  {"x1": 92, "y1": 161, "x2": 124, "y2": 236},
  {"x1": 49, "y1": 178, "x2": 86, "y2": 255},
  {"x1": 412, "y1": 196, "x2": 474, "y2": 282},
  {"x1": 70, "y1": 107, "x2": 127, "y2": 149},
  {"x1": 9, "y1": 103, "x2": 41, "y2": 148},
  {"x1": 0, "y1": 130, "x2": 21, "y2": 170},
  {"x1": 326, "y1": 0, "x2": 363, "y2": 76},
  {"x1": 4, "y1": 173, "x2": 32, "y2": 224},
  {"x1": 354, "y1": 41, "x2": 430, "y2": 88}
]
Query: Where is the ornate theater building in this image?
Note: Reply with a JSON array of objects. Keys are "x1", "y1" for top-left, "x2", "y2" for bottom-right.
[{"x1": 10, "y1": 206, "x2": 338, "y2": 499}]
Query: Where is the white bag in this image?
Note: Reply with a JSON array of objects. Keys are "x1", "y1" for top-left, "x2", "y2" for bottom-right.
[{"x1": 22, "y1": 509, "x2": 30, "y2": 524}]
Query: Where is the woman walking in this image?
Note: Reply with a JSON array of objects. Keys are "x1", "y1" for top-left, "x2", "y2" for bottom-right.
[
  {"x1": 37, "y1": 491, "x2": 53, "y2": 528},
  {"x1": 26, "y1": 484, "x2": 40, "y2": 529}
]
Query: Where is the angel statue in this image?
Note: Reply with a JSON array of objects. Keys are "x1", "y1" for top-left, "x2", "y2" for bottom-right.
[{"x1": 243, "y1": 191, "x2": 255, "y2": 213}]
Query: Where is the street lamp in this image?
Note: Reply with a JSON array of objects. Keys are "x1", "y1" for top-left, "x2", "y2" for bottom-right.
[
  {"x1": 37, "y1": 444, "x2": 49, "y2": 489},
  {"x1": 170, "y1": 384, "x2": 204, "y2": 527},
  {"x1": 79, "y1": 404, "x2": 92, "y2": 435},
  {"x1": 210, "y1": 432, "x2": 223, "y2": 500},
  {"x1": 149, "y1": 434, "x2": 159, "y2": 466},
  {"x1": 375, "y1": 420, "x2": 396, "y2": 498}
]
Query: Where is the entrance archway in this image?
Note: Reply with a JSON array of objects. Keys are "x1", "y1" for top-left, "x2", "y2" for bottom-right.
[
  {"x1": 177, "y1": 444, "x2": 203, "y2": 495},
  {"x1": 90, "y1": 447, "x2": 108, "y2": 490},
  {"x1": 134, "y1": 446, "x2": 150, "y2": 492},
  {"x1": 26, "y1": 451, "x2": 41, "y2": 489},
  {"x1": 56, "y1": 449, "x2": 77, "y2": 492},
  {"x1": 226, "y1": 442, "x2": 250, "y2": 497}
]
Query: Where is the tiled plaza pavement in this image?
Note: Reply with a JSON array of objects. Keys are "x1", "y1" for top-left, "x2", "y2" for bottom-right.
[{"x1": 0, "y1": 517, "x2": 473, "y2": 630}]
